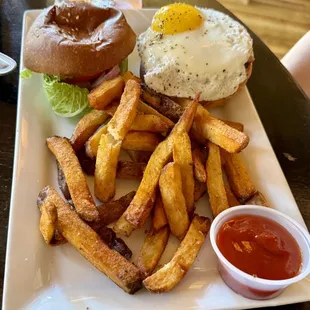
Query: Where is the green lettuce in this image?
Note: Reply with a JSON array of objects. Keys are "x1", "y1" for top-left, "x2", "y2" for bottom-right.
[
  {"x1": 20, "y1": 69, "x2": 33, "y2": 79},
  {"x1": 43, "y1": 74, "x2": 89, "y2": 118},
  {"x1": 119, "y1": 58, "x2": 128, "y2": 75}
]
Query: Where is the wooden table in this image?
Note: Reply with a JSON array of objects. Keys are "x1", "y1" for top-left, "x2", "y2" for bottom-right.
[
  {"x1": 0, "y1": 0, "x2": 309, "y2": 309},
  {"x1": 218, "y1": 0, "x2": 310, "y2": 58}
]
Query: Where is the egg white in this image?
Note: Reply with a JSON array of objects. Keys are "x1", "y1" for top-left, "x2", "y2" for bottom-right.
[{"x1": 137, "y1": 8, "x2": 253, "y2": 101}]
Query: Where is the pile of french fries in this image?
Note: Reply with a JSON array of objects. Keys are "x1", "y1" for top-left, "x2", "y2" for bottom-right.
[{"x1": 37, "y1": 71, "x2": 269, "y2": 294}]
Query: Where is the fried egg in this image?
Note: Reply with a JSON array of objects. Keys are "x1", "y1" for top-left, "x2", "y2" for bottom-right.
[{"x1": 137, "y1": 3, "x2": 253, "y2": 101}]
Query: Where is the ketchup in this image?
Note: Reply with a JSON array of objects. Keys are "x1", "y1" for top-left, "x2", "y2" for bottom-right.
[{"x1": 217, "y1": 215, "x2": 302, "y2": 280}]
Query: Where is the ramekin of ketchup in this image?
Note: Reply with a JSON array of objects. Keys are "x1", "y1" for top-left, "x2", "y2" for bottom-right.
[{"x1": 210, "y1": 205, "x2": 310, "y2": 300}]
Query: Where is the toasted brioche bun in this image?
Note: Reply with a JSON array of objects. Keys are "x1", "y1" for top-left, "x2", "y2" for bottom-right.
[{"x1": 24, "y1": 2, "x2": 136, "y2": 77}]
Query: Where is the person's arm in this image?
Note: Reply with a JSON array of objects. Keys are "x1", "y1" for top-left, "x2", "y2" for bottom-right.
[{"x1": 281, "y1": 31, "x2": 310, "y2": 98}]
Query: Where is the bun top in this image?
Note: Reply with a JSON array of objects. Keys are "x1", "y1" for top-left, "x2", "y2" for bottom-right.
[{"x1": 23, "y1": 2, "x2": 136, "y2": 77}]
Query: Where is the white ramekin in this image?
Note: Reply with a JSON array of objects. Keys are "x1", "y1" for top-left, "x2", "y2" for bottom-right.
[{"x1": 210, "y1": 205, "x2": 310, "y2": 300}]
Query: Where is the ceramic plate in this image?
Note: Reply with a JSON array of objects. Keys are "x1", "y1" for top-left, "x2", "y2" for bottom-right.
[{"x1": 3, "y1": 9, "x2": 310, "y2": 310}]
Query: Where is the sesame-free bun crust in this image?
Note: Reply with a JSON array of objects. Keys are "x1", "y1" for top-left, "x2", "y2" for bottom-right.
[{"x1": 24, "y1": 2, "x2": 136, "y2": 77}]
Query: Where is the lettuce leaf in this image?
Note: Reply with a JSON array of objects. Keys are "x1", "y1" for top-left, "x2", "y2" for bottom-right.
[
  {"x1": 20, "y1": 69, "x2": 32, "y2": 79},
  {"x1": 43, "y1": 74, "x2": 89, "y2": 118},
  {"x1": 119, "y1": 58, "x2": 128, "y2": 75}
]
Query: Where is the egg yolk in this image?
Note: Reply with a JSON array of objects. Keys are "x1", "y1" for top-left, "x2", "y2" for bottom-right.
[{"x1": 151, "y1": 3, "x2": 202, "y2": 34}]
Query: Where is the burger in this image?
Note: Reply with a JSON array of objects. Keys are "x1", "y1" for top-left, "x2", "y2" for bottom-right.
[
  {"x1": 22, "y1": 2, "x2": 136, "y2": 117},
  {"x1": 137, "y1": 3, "x2": 254, "y2": 107}
]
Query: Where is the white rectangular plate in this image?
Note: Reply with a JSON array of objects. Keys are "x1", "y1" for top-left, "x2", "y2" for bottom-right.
[{"x1": 3, "y1": 9, "x2": 310, "y2": 310}]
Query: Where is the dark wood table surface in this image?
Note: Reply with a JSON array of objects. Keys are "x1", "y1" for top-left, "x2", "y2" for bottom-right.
[{"x1": 0, "y1": 0, "x2": 309, "y2": 309}]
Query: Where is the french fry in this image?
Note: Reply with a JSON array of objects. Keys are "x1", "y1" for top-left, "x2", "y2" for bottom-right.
[
  {"x1": 88, "y1": 76, "x2": 125, "y2": 110},
  {"x1": 117, "y1": 161, "x2": 146, "y2": 180},
  {"x1": 141, "y1": 93, "x2": 199, "y2": 141},
  {"x1": 114, "y1": 187, "x2": 157, "y2": 236},
  {"x1": 104, "y1": 103, "x2": 171, "y2": 133},
  {"x1": 114, "y1": 96, "x2": 199, "y2": 235},
  {"x1": 130, "y1": 114, "x2": 169, "y2": 133},
  {"x1": 192, "y1": 148, "x2": 207, "y2": 183},
  {"x1": 141, "y1": 88, "x2": 202, "y2": 149},
  {"x1": 56, "y1": 161, "x2": 71, "y2": 200},
  {"x1": 173, "y1": 132, "x2": 195, "y2": 216},
  {"x1": 58, "y1": 159, "x2": 145, "y2": 201},
  {"x1": 50, "y1": 188, "x2": 135, "y2": 243},
  {"x1": 224, "y1": 153, "x2": 256, "y2": 200},
  {"x1": 141, "y1": 91, "x2": 184, "y2": 122},
  {"x1": 206, "y1": 142, "x2": 229, "y2": 217},
  {"x1": 189, "y1": 128, "x2": 206, "y2": 145},
  {"x1": 141, "y1": 86, "x2": 204, "y2": 126},
  {"x1": 225, "y1": 186, "x2": 240, "y2": 207},
  {"x1": 220, "y1": 119, "x2": 244, "y2": 132},
  {"x1": 76, "y1": 147, "x2": 96, "y2": 175},
  {"x1": 142, "y1": 89, "x2": 184, "y2": 122},
  {"x1": 245, "y1": 191, "x2": 269, "y2": 207},
  {"x1": 144, "y1": 93, "x2": 246, "y2": 151},
  {"x1": 136, "y1": 226, "x2": 169, "y2": 278},
  {"x1": 140, "y1": 87, "x2": 161, "y2": 112},
  {"x1": 144, "y1": 93, "x2": 247, "y2": 152},
  {"x1": 87, "y1": 126, "x2": 158, "y2": 159},
  {"x1": 194, "y1": 180, "x2": 206, "y2": 202},
  {"x1": 159, "y1": 163, "x2": 189, "y2": 239},
  {"x1": 178, "y1": 100, "x2": 249, "y2": 153},
  {"x1": 37, "y1": 192, "x2": 66, "y2": 246},
  {"x1": 113, "y1": 213, "x2": 135, "y2": 237},
  {"x1": 70, "y1": 109, "x2": 109, "y2": 151},
  {"x1": 96, "y1": 191, "x2": 136, "y2": 226},
  {"x1": 127, "y1": 150, "x2": 152, "y2": 163},
  {"x1": 143, "y1": 215, "x2": 210, "y2": 293},
  {"x1": 39, "y1": 201, "x2": 57, "y2": 245},
  {"x1": 46, "y1": 136, "x2": 99, "y2": 222},
  {"x1": 103, "y1": 101, "x2": 119, "y2": 116},
  {"x1": 108, "y1": 80, "x2": 140, "y2": 141},
  {"x1": 95, "y1": 134, "x2": 122, "y2": 202},
  {"x1": 104, "y1": 99, "x2": 174, "y2": 128},
  {"x1": 138, "y1": 101, "x2": 174, "y2": 128},
  {"x1": 137, "y1": 193, "x2": 169, "y2": 277},
  {"x1": 122, "y1": 132, "x2": 161, "y2": 152},
  {"x1": 172, "y1": 94, "x2": 199, "y2": 133},
  {"x1": 37, "y1": 186, "x2": 142, "y2": 294},
  {"x1": 152, "y1": 195, "x2": 168, "y2": 232},
  {"x1": 38, "y1": 201, "x2": 66, "y2": 246},
  {"x1": 169, "y1": 98, "x2": 231, "y2": 144},
  {"x1": 196, "y1": 106, "x2": 249, "y2": 153},
  {"x1": 201, "y1": 98, "x2": 226, "y2": 109},
  {"x1": 85, "y1": 124, "x2": 108, "y2": 158},
  {"x1": 112, "y1": 238, "x2": 132, "y2": 260},
  {"x1": 86, "y1": 126, "x2": 161, "y2": 158},
  {"x1": 220, "y1": 149, "x2": 229, "y2": 166},
  {"x1": 95, "y1": 80, "x2": 140, "y2": 202},
  {"x1": 123, "y1": 71, "x2": 142, "y2": 83},
  {"x1": 97, "y1": 226, "x2": 132, "y2": 260},
  {"x1": 52, "y1": 230, "x2": 67, "y2": 246}
]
